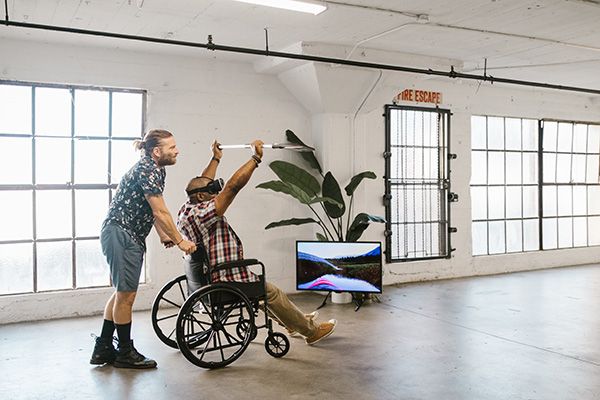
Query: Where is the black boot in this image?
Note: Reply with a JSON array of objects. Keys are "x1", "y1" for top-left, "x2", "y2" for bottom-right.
[
  {"x1": 90, "y1": 336, "x2": 116, "y2": 365},
  {"x1": 113, "y1": 340, "x2": 157, "y2": 369}
]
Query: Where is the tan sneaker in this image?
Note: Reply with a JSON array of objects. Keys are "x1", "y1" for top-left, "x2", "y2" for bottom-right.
[
  {"x1": 287, "y1": 311, "x2": 319, "y2": 338},
  {"x1": 305, "y1": 319, "x2": 337, "y2": 345}
]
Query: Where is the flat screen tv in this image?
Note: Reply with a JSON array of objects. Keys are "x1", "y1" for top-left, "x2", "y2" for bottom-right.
[{"x1": 296, "y1": 241, "x2": 382, "y2": 294}]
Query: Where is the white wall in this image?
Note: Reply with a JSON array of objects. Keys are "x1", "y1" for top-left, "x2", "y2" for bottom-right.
[{"x1": 1, "y1": 37, "x2": 599, "y2": 324}]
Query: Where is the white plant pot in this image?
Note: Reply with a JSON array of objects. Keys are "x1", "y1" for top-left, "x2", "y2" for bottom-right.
[{"x1": 331, "y1": 292, "x2": 352, "y2": 304}]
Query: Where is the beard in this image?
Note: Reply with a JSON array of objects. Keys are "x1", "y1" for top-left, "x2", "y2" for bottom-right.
[{"x1": 157, "y1": 154, "x2": 177, "y2": 166}]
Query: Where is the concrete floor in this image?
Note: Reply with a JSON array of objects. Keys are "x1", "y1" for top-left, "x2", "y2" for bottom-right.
[{"x1": 1, "y1": 265, "x2": 599, "y2": 400}]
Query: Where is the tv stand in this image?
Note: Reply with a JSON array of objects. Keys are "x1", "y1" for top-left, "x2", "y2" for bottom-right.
[
  {"x1": 352, "y1": 292, "x2": 366, "y2": 312},
  {"x1": 316, "y1": 291, "x2": 332, "y2": 310}
]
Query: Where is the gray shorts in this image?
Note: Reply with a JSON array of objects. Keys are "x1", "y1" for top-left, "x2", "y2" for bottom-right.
[{"x1": 100, "y1": 223, "x2": 144, "y2": 292}]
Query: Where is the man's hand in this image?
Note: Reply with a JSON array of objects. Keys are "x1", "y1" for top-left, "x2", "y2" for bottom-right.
[
  {"x1": 178, "y1": 239, "x2": 197, "y2": 255},
  {"x1": 212, "y1": 140, "x2": 223, "y2": 161},
  {"x1": 250, "y1": 139, "x2": 264, "y2": 160}
]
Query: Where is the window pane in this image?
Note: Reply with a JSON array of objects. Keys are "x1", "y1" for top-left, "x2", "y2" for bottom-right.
[
  {"x1": 589, "y1": 216, "x2": 600, "y2": 246},
  {"x1": 542, "y1": 218, "x2": 558, "y2": 249},
  {"x1": 0, "y1": 243, "x2": 33, "y2": 294},
  {"x1": 488, "y1": 186, "x2": 505, "y2": 220},
  {"x1": 543, "y1": 153, "x2": 556, "y2": 183},
  {"x1": 76, "y1": 240, "x2": 110, "y2": 288},
  {"x1": 488, "y1": 221, "x2": 505, "y2": 254},
  {"x1": 0, "y1": 84, "x2": 31, "y2": 135},
  {"x1": 37, "y1": 241, "x2": 72, "y2": 291},
  {"x1": 523, "y1": 186, "x2": 538, "y2": 218},
  {"x1": 35, "y1": 87, "x2": 71, "y2": 136},
  {"x1": 471, "y1": 151, "x2": 486, "y2": 184},
  {"x1": 471, "y1": 116, "x2": 487, "y2": 150},
  {"x1": 488, "y1": 117, "x2": 504, "y2": 150},
  {"x1": 558, "y1": 217, "x2": 573, "y2": 248},
  {"x1": 522, "y1": 119, "x2": 538, "y2": 151},
  {"x1": 413, "y1": 111, "x2": 424, "y2": 147},
  {"x1": 0, "y1": 137, "x2": 32, "y2": 184},
  {"x1": 74, "y1": 90, "x2": 109, "y2": 137},
  {"x1": 586, "y1": 155, "x2": 599, "y2": 183},
  {"x1": 588, "y1": 125, "x2": 600, "y2": 154},
  {"x1": 543, "y1": 122, "x2": 557, "y2": 152},
  {"x1": 572, "y1": 154, "x2": 586, "y2": 183},
  {"x1": 573, "y1": 217, "x2": 587, "y2": 247},
  {"x1": 573, "y1": 124, "x2": 587, "y2": 153},
  {"x1": 506, "y1": 153, "x2": 521, "y2": 184},
  {"x1": 74, "y1": 139, "x2": 108, "y2": 183},
  {"x1": 0, "y1": 191, "x2": 32, "y2": 241},
  {"x1": 543, "y1": 186, "x2": 557, "y2": 217},
  {"x1": 522, "y1": 153, "x2": 538, "y2": 184},
  {"x1": 557, "y1": 186, "x2": 572, "y2": 216},
  {"x1": 588, "y1": 186, "x2": 600, "y2": 215},
  {"x1": 112, "y1": 92, "x2": 143, "y2": 137},
  {"x1": 36, "y1": 190, "x2": 72, "y2": 239},
  {"x1": 75, "y1": 190, "x2": 109, "y2": 237},
  {"x1": 488, "y1": 152, "x2": 505, "y2": 184},
  {"x1": 472, "y1": 221, "x2": 488, "y2": 255},
  {"x1": 506, "y1": 186, "x2": 522, "y2": 219},
  {"x1": 506, "y1": 220, "x2": 523, "y2": 253},
  {"x1": 523, "y1": 219, "x2": 539, "y2": 251},
  {"x1": 471, "y1": 186, "x2": 487, "y2": 220},
  {"x1": 35, "y1": 137, "x2": 71, "y2": 184},
  {"x1": 557, "y1": 122, "x2": 572, "y2": 152},
  {"x1": 556, "y1": 154, "x2": 571, "y2": 183},
  {"x1": 573, "y1": 186, "x2": 587, "y2": 215},
  {"x1": 505, "y1": 118, "x2": 521, "y2": 150}
]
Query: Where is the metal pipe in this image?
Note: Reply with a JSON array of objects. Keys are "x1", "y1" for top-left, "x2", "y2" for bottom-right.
[{"x1": 2, "y1": 20, "x2": 600, "y2": 95}]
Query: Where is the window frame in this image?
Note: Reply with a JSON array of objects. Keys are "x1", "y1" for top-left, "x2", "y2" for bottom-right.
[
  {"x1": 0, "y1": 79, "x2": 146, "y2": 295},
  {"x1": 384, "y1": 104, "x2": 454, "y2": 263}
]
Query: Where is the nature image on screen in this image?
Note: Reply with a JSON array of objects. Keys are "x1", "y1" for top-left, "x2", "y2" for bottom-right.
[{"x1": 296, "y1": 241, "x2": 382, "y2": 293}]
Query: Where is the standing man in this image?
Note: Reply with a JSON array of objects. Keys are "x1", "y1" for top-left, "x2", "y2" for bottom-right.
[
  {"x1": 90, "y1": 129, "x2": 196, "y2": 369},
  {"x1": 177, "y1": 140, "x2": 337, "y2": 345}
]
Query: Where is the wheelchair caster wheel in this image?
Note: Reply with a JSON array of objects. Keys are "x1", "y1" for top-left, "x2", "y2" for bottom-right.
[{"x1": 265, "y1": 332, "x2": 290, "y2": 358}]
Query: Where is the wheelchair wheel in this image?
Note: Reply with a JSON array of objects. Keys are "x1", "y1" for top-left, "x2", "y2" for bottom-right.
[
  {"x1": 236, "y1": 320, "x2": 258, "y2": 342},
  {"x1": 176, "y1": 284, "x2": 255, "y2": 369},
  {"x1": 151, "y1": 274, "x2": 188, "y2": 349},
  {"x1": 265, "y1": 332, "x2": 290, "y2": 358}
]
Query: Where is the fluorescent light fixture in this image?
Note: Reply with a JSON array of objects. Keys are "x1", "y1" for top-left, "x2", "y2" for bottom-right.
[{"x1": 232, "y1": 0, "x2": 327, "y2": 15}]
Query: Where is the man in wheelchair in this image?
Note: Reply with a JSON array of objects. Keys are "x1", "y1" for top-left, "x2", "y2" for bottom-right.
[{"x1": 176, "y1": 139, "x2": 337, "y2": 345}]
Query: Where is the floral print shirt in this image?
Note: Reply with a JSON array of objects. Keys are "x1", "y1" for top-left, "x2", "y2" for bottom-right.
[{"x1": 103, "y1": 155, "x2": 166, "y2": 248}]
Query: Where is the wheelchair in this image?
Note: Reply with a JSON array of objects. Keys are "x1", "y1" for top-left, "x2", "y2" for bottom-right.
[{"x1": 151, "y1": 247, "x2": 290, "y2": 369}]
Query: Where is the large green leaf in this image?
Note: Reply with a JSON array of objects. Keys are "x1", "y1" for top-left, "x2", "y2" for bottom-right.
[
  {"x1": 307, "y1": 196, "x2": 343, "y2": 207},
  {"x1": 265, "y1": 218, "x2": 319, "y2": 230},
  {"x1": 256, "y1": 180, "x2": 310, "y2": 204},
  {"x1": 269, "y1": 160, "x2": 320, "y2": 197},
  {"x1": 322, "y1": 172, "x2": 345, "y2": 218},
  {"x1": 346, "y1": 213, "x2": 386, "y2": 242},
  {"x1": 344, "y1": 171, "x2": 377, "y2": 196},
  {"x1": 286, "y1": 129, "x2": 322, "y2": 173}
]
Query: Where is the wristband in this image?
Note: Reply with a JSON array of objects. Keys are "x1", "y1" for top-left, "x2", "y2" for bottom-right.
[
  {"x1": 212, "y1": 156, "x2": 220, "y2": 163},
  {"x1": 176, "y1": 238, "x2": 184, "y2": 246},
  {"x1": 251, "y1": 155, "x2": 262, "y2": 166}
]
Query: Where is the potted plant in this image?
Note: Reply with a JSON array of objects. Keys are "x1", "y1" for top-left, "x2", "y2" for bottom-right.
[{"x1": 256, "y1": 130, "x2": 385, "y2": 242}]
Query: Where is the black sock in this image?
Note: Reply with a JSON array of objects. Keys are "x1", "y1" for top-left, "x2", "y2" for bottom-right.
[
  {"x1": 115, "y1": 322, "x2": 132, "y2": 345},
  {"x1": 100, "y1": 319, "x2": 115, "y2": 339}
]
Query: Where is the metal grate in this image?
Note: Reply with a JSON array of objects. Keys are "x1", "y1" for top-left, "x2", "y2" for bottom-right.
[{"x1": 384, "y1": 105, "x2": 453, "y2": 262}]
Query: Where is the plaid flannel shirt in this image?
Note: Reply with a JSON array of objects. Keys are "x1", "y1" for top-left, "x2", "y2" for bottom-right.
[{"x1": 176, "y1": 198, "x2": 258, "y2": 283}]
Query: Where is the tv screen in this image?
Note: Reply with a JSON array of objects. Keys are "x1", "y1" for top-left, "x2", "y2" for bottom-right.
[{"x1": 296, "y1": 241, "x2": 382, "y2": 294}]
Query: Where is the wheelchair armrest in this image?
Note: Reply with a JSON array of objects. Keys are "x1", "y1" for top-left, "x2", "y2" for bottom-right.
[{"x1": 212, "y1": 258, "x2": 262, "y2": 272}]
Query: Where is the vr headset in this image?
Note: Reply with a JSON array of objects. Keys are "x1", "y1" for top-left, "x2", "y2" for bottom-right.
[{"x1": 186, "y1": 177, "x2": 224, "y2": 196}]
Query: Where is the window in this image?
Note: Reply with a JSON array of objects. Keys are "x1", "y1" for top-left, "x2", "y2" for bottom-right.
[
  {"x1": 384, "y1": 105, "x2": 454, "y2": 262},
  {"x1": 470, "y1": 116, "x2": 600, "y2": 256},
  {"x1": 0, "y1": 81, "x2": 145, "y2": 295}
]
